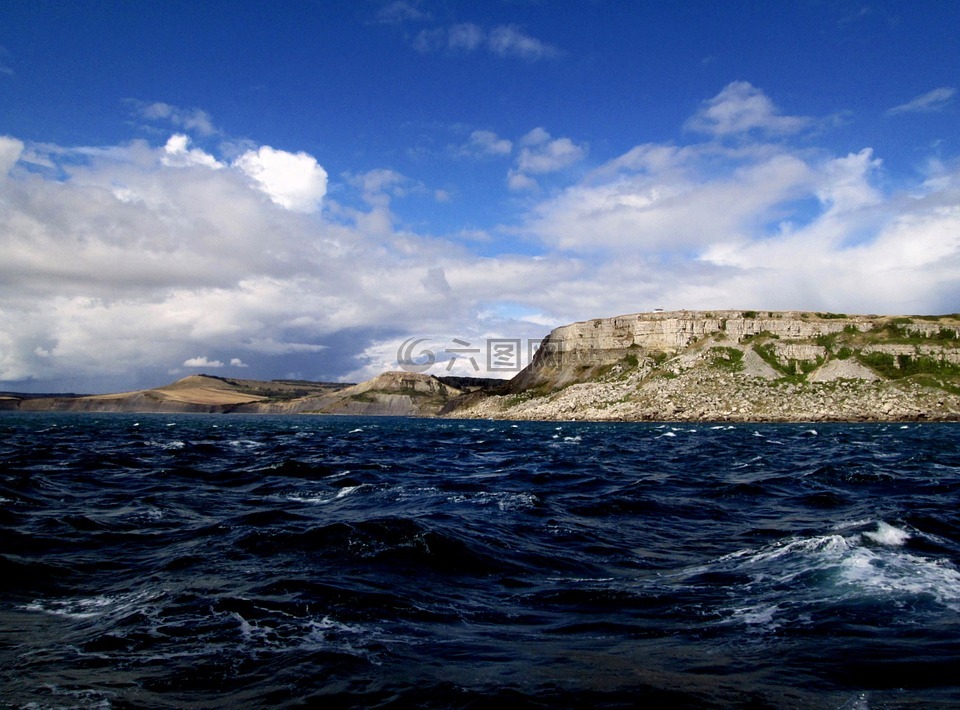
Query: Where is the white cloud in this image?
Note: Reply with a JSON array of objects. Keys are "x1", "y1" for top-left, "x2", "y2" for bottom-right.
[
  {"x1": 516, "y1": 132, "x2": 585, "y2": 174},
  {"x1": 815, "y1": 148, "x2": 883, "y2": 216},
  {"x1": 461, "y1": 129, "x2": 513, "y2": 157},
  {"x1": 514, "y1": 89, "x2": 960, "y2": 318},
  {"x1": 352, "y1": 168, "x2": 406, "y2": 197},
  {"x1": 376, "y1": 1, "x2": 431, "y2": 25},
  {"x1": 0, "y1": 135, "x2": 24, "y2": 175},
  {"x1": 0, "y1": 130, "x2": 571, "y2": 389},
  {"x1": 887, "y1": 87, "x2": 956, "y2": 115},
  {"x1": 162, "y1": 134, "x2": 223, "y2": 169},
  {"x1": 527, "y1": 145, "x2": 814, "y2": 249},
  {"x1": 487, "y1": 25, "x2": 560, "y2": 60},
  {"x1": 521, "y1": 127, "x2": 551, "y2": 146},
  {"x1": 448, "y1": 23, "x2": 485, "y2": 51},
  {"x1": 230, "y1": 358, "x2": 248, "y2": 367},
  {"x1": 507, "y1": 170, "x2": 538, "y2": 192},
  {"x1": 184, "y1": 356, "x2": 224, "y2": 368},
  {"x1": 508, "y1": 128, "x2": 586, "y2": 191},
  {"x1": 412, "y1": 23, "x2": 558, "y2": 60},
  {"x1": 686, "y1": 81, "x2": 811, "y2": 136},
  {"x1": 136, "y1": 101, "x2": 218, "y2": 136},
  {"x1": 233, "y1": 145, "x2": 328, "y2": 212},
  {"x1": 412, "y1": 27, "x2": 445, "y2": 53}
]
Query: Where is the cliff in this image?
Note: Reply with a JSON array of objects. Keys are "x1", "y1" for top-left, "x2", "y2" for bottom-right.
[{"x1": 445, "y1": 310, "x2": 960, "y2": 422}]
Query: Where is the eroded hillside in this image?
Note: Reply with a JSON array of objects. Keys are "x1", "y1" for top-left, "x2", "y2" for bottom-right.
[{"x1": 446, "y1": 311, "x2": 960, "y2": 422}]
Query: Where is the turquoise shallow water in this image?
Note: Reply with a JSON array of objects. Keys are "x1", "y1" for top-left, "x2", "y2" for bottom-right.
[{"x1": 2, "y1": 413, "x2": 959, "y2": 708}]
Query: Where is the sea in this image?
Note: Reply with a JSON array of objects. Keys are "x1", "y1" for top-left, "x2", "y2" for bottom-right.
[{"x1": 1, "y1": 413, "x2": 959, "y2": 709}]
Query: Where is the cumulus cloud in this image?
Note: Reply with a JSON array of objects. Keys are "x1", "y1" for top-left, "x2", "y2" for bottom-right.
[
  {"x1": 352, "y1": 168, "x2": 407, "y2": 197},
  {"x1": 0, "y1": 129, "x2": 570, "y2": 389},
  {"x1": 233, "y1": 146, "x2": 328, "y2": 212},
  {"x1": 516, "y1": 128, "x2": 586, "y2": 173},
  {"x1": 0, "y1": 135, "x2": 24, "y2": 175},
  {"x1": 516, "y1": 87, "x2": 960, "y2": 317},
  {"x1": 508, "y1": 127, "x2": 586, "y2": 190},
  {"x1": 134, "y1": 101, "x2": 218, "y2": 136},
  {"x1": 528, "y1": 145, "x2": 814, "y2": 249},
  {"x1": 887, "y1": 87, "x2": 956, "y2": 115},
  {"x1": 507, "y1": 171, "x2": 539, "y2": 192},
  {"x1": 184, "y1": 356, "x2": 223, "y2": 368},
  {"x1": 161, "y1": 134, "x2": 222, "y2": 169},
  {"x1": 459, "y1": 129, "x2": 513, "y2": 158},
  {"x1": 686, "y1": 81, "x2": 811, "y2": 136}
]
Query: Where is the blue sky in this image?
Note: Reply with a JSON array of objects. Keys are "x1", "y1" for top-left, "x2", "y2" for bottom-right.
[{"x1": 1, "y1": 1, "x2": 959, "y2": 392}]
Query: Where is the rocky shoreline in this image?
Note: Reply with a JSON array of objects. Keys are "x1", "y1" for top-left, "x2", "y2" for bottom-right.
[
  {"x1": 445, "y1": 310, "x2": 960, "y2": 422},
  {"x1": 445, "y1": 366, "x2": 958, "y2": 422}
]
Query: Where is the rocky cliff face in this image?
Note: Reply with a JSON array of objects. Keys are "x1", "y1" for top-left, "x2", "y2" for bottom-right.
[{"x1": 450, "y1": 310, "x2": 960, "y2": 422}]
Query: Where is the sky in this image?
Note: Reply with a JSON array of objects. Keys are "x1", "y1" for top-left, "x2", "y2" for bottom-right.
[{"x1": 1, "y1": 0, "x2": 959, "y2": 392}]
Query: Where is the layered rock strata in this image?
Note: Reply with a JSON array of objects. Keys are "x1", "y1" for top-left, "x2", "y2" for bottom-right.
[{"x1": 448, "y1": 310, "x2": 960, "y2": 422}]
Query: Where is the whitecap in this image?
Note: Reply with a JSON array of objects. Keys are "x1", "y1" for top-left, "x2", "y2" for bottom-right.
[
  {"x1": 228, "y1": 439, "x2": 264, "y2": 449},
  {"x1": 862, "y1": 521, "x2": 910, "y2": 546},
  {"x1": 286, "y1": 494, "x2": 327, "y2": 504},
  {"x1": 706, "y1": 521, "x2": 960, "y2": 633},
  {"x1": 288, "y1": 484, "x2": 366, "y2": 505},
  {"x1": 720, "y1": 534, "x2": 851, "y2": 571},
  {"x1": 23, "y1": 590, "x2": 158, "y2": 621},
  {"x1": 303, "y1": 615, "x2": 371, "y2": 658},
  {"x1": 233, "y1": 611, "x2": 256, "y2": 642},
  {"x1": 838, "y1": 546, "x2": 960, "y2": 608},
  {"x1": 150, "y1": 439, "x2": 185, "y2": 450},
  {"x1": 448, "y1": 490, "x2": 539, "y2": 511},
  {"x1": 728, "y1": 603, "x2": 782, "y2": 629},
  {"x1": 334, "y1": 485, "x2": 362, "y2": 499}
]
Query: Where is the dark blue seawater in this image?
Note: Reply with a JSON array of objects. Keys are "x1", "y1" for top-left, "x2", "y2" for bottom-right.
[{"x1": 2, "y1": 414, "x2": 960, "y2": 708}]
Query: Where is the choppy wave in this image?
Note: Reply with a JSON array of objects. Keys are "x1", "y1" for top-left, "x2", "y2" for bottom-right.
[{"x1": 1, "y1": 414, "x2": 960, "y2": 707}]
